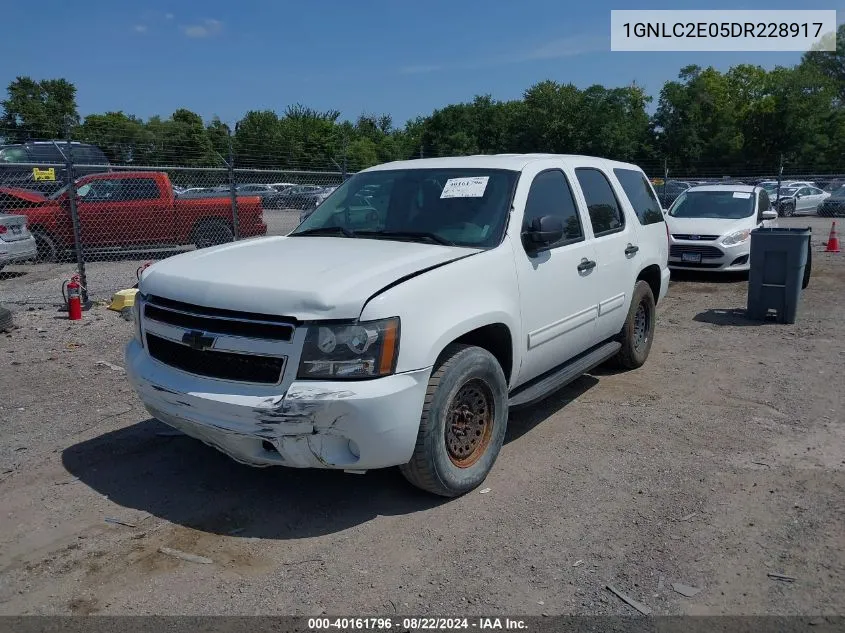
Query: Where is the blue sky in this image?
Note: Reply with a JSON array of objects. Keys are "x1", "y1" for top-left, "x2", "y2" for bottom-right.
[{"x1": 0, "y1": 0, "x2": 839, "y2": 128}]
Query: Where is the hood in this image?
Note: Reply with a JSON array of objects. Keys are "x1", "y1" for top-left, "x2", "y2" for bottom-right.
[
  {"x1": 140, "y1": 235, "x2": 480, "y2": 320},
  {"x1": 665, "y1": 215, "x2": 753, "y2": 237},
  {"x1": 0, "y1": 187, "x2": 49, "y2": 204}
]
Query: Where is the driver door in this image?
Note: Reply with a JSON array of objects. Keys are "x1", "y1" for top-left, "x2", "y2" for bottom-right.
[{"x1": 512, "y1": 164, "x2": 601, "y2": 385}]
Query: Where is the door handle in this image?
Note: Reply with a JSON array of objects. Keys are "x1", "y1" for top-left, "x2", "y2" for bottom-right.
[
  {"x1": 577, "y1": 258, "x2": 596, "y2": 272},
  {"x1": 625, "y1": 243, "x2": 639, "y2": 256}
]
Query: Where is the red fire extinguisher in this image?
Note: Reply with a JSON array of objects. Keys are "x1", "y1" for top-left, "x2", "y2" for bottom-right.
[{"x1": 62, "y1": 274, "x2": 83, "y2": 321}]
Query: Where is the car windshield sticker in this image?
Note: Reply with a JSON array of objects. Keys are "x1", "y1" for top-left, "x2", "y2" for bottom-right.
[
  {"x1": 732, "y1": 192, "x2": 752, "y2": 198},
  {"x1": 440, "y1": 177, "x2": 489, "y2": 198}
]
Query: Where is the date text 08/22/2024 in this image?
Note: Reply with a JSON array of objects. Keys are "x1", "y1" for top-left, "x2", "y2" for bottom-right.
[{"x1": 307, "y1": 617, "x2": 528, "y2": 630}]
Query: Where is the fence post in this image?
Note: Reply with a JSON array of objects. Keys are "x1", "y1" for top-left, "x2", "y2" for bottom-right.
[
  {"x1": 662, "y1": 158, "x2": 668, "y2": 206},
  {"x1": 775, "y1": 154, "x2": 784, "y2": 215},
  {"x1": 64, "y1": 138, "x2": 91, "y2": 309},
  {"x1": 227, "y1": 131, "x2": 240, "y2": 241}
]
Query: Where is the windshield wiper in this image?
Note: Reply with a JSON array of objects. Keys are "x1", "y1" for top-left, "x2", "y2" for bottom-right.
[
  {"x1": 356, "y1": 230, "x2": 456, "y2": 246},
  {"x1": 293, "y1": 226, "x2": 356, "y2": 238}
]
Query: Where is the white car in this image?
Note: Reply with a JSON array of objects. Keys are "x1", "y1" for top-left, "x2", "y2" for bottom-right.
[
  {"x1": 0, "y1": 214, "x2": 37, "y2": 271},
  {"x1": 126, "y1": 154, "x2": 670, "y2": 497},
  {"x1": 666, "y1": 185, "x2": 778, "y2": 272}
]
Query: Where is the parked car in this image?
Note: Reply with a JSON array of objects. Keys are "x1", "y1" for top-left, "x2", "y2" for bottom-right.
[
  {"x1": 654, "y1": 179, "x2": 691, "y2": 208},
  {"x1": 236, "y1": 183, "x2": 279, "y2": 202},
  {"x1": 0, "y1": 213, "x2": 37, "y2": 271},
  {"x1": 126, "y1": 153, "x2": 670, "y2": 497},
  {"x1": 265, "y1": 184, "x2": 325, "y2": 209},
  {"x1": 269, "y1": 182, "x2": 297, "y2": 192},
  {"x1": 816, "y1": 186, "x2": 845, "y2": 217},
  {"x1": 665, "y1": 185, "x2": 777, "y2": 272},
  {"x1": 0, "y1": 171, "x2": 266, "y2": 261},
  {"x1": 0, "y1": 141, "x2": 110, "y2": 194},
  {"x1": 774, "y1": 185, "x2": 829, "y2": 216}
]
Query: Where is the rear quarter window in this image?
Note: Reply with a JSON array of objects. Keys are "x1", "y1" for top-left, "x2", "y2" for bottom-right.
[{"x1": 613, "y1": 168, "x2": 665, "y2": 226}]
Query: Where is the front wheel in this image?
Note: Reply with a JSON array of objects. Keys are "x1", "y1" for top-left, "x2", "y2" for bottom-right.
[
  {"x1": 400, "y1": 344, "x2": 509, "y2": 497},
  {"x1": 31, "y1": 228, "x2": 59, "y2": 262},
  {"x1": 193, "y1": 220, "x2": 234, "y2": 249},
  {"x1": 609, "y1": 280, "x2": 656, "y2": 370}
]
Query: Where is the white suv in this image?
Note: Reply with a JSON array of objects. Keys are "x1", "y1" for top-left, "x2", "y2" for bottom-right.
[{"x1": 126, "y1": 154, "x2": 670, "y2": 497}]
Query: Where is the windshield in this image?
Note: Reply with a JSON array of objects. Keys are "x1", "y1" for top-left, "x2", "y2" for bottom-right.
[
  {"x1": 291, "y1": 168, "x2": 519, "y2": 248},
  {"x1": 668, "y1": 190, "x2": 755, "y2": 219},
  {"x1": 0, "y1": 147, "x2": 28, "y2": 163}
]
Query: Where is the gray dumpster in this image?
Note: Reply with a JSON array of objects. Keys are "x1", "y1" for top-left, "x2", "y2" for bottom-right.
[{"x1": 746, "y1": 227, "x2": 811, "y2": 324}]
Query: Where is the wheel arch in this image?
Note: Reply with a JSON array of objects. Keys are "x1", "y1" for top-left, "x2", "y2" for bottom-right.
[
  {"x1": 637, "y1": 264, "x2": 662, "y2": 305},
  {"x1": 434, "y1": 322, "x2": 514, "y2": 386}
]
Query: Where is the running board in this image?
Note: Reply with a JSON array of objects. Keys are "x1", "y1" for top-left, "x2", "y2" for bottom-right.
[{"x1": 507, "y1": 341, "x2": 621, "y2": 408}]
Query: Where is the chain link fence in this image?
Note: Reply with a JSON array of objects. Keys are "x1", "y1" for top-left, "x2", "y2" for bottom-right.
[
  {"x1": 3, "y1": 131, "x2": 845, "y2": 307},
  {"x1": 0, "y1": 138, "x2": 348, "y2": 306}
]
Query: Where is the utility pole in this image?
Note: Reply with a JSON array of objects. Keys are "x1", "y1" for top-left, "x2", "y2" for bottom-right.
[{"x1": 228, "y1": 125, "x2": 240, "y2": 241}]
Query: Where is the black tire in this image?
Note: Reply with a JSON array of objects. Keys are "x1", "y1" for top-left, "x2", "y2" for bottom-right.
[
  {"x1": 399, "y1": 344, "x2": 509, "y2": 498},
  {"x1": 786, "y1": 203, "x2": 795, "y2": 217},
  {"x1": 31, "y1": 228, "x2": 58, "y2": 262},
  {"x1": 802, "y1": 244, "x2": 812, "y2": 290},
  {"x1": 0, "y1": 305, "x2": 14, "y2": 333},
  {"x1": 609, "y1": 280, "x2": 656, "y2": 370},
  {"x1": 193, "y1": 220, "x2": 234, "y2": 249}
]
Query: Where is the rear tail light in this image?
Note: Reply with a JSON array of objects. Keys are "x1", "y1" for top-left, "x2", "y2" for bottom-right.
[{"x1": 0, "y1": 225, "x2": 7, "y2": 234}]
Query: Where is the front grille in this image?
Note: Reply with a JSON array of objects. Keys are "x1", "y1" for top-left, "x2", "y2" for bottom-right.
[
  {"x1": 146, "y1": 333, "x2": 285, "y2": 384},
  {"x1": 144, "y1": 295, "x2": 295, "y2": 341},
  {"x1": 669, "y1": 245, "x2": 723, "y2": 258},
  {"x1": 672, "y1": 234, "x2": 719, "y2": 241}
]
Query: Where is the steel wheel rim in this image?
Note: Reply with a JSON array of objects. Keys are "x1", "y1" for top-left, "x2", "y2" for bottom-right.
[
  {"x1": 633, "y1": 302, "x2": 650, "y2": 350},
  {"x1": 445, "y1": 379, "x2": 495, "y2": 468}
]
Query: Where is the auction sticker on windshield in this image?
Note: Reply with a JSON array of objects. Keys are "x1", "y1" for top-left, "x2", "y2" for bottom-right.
[
  {"x1": 733, "y1": 192, "x2": 752, "y2": 198},
  {"x1": 440, "y1": 177, "x2": 489, "y2": 198}
]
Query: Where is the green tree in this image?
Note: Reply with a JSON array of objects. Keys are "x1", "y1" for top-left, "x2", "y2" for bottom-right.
[{"x1": 1, "y1": 77, "x2": 79, "y2": 141}]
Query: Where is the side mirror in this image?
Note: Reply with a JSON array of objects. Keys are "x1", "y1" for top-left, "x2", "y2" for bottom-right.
[
  {"x1": 522, "y1": 215, "x2": 564, "y2": 251},
  {"x1": 761, "y1": 210, "x2": 778, "y2": 220}
]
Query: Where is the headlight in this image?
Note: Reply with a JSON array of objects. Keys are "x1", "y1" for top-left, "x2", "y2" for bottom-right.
[
  {"x1": 297, "y1": 317, "x2": 400, "y2": 379},
  {"x1": 721, "y1": 229, "x2": 751, "y2": 246}
]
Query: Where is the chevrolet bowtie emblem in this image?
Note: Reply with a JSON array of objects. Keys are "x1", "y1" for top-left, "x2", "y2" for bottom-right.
[{"x1": 181, "y1": 330, "x2": 215, "y2": 351}]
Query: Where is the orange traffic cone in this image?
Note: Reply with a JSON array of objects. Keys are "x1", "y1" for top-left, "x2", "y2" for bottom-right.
[{"x1": 824, "y1": 221, "x2": 840, "y2": 253}]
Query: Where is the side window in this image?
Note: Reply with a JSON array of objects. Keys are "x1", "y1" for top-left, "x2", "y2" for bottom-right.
[
  {"x1": 575, "y1": 168, "x2": 625, "y2": 236},
  {"x1": 120, "y1": 178, "x2": 162, "y2": 200},
  {"x1": 613, "y1": 168, "x2": 665, "y2": 226},
  {"x1": 522, "y1": 169, "x2": 584, "y2": 248},
  {"x1": 29, "y1": 144, "x2": 61, "y2": 164},
  {"x1": 798, "y1": 187, "x2": 812, "y2": 196}
]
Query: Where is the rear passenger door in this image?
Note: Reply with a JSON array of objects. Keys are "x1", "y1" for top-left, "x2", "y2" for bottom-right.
[
  {"x1": 573, "y1": 167, "x2": 639, "y2": 342},
  {"x1": 513, "y1": 166, "x2": 600, "y2": 385}
]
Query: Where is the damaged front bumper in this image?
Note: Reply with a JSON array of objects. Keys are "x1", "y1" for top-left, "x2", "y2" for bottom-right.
[{"x1": 125, "y1": 339, "x2": 431, "y2": 470}]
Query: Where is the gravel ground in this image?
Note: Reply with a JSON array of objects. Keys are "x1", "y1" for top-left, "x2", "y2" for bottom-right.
[
  {"x1": 0, "y1": 216, "x2": 842, "y2": 617},
  {"x1": 0, "y1": 209, "x2": 301, "y2": 306}
]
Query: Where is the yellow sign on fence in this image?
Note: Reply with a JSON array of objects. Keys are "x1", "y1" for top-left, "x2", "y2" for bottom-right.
[{"x1": 32, "y1": 167, "x2": 56, "y2": 181}]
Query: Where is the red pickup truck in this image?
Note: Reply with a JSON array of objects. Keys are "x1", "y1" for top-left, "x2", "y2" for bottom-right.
[{"x1": 0, "y1": 171, "x2": 266, "y2": 261}]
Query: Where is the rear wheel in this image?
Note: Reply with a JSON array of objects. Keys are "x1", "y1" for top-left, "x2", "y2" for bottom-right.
[
  {"x1": 31, "y1": 228, "x2": 58, "y2": 262},
  {"x1": 609, "y1": 280, "x2": 656, "y2": 370},
  {"x1": 193, "y1": 220, "x2": 233, "y2": 249},
  {"x1": 400, "y1": 344, "x2": 509, "y2": 497}
]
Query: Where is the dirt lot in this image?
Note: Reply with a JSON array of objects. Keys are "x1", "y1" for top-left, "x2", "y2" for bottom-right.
[{"x1": 0, "y1": 216, "x2": 842, "y2": 616}]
